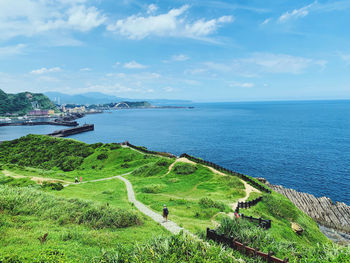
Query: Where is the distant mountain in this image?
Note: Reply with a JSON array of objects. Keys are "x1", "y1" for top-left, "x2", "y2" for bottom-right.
[
  {"x1": 0, "y1": 89, "x2": 57, "y2": 115},
  {"x1": 45, "y1": 92, "x2": 124, "y2": 105},
  {"x1": 45, "y1": 91, "x2": 192, "y2": 106}
]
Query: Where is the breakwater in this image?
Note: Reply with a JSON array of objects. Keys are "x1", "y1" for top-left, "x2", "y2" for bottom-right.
[
  {"x1": 48, "y1": 124, "x2": 94, "y2": 137},
  {"x1": 264, "y1": 182, "x2": 350, "y2": 234}
]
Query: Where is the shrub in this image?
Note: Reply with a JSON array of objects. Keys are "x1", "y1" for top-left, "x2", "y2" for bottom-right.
[
  {"x1": 97, "y1": 153, "x2": 108, "y2": 160},
  {"x1": 141, "y1": 184, "x2": 163, "y2": 193},
  {"x1": 199, "y1": 197, "x2": 228, "y2": 212},
  {"x1": 42, "y1": 181, "x2": 64, "y2": 191},
  {"x1": 173, "y1": 163, "x2": 197, "y2": 175}
]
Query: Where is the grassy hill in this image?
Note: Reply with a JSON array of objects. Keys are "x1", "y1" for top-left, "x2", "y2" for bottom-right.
[
  {"x1": 0, "y1": 89, "x2": 57, "y2": 115},
  {"x1": 0, "y1": 135, "x2": 349, "y2": 262}
]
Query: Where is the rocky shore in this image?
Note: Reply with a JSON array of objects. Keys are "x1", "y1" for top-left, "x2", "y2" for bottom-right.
[{"x1": 258, "y1": 178, "x2": 350, "y2": 243}]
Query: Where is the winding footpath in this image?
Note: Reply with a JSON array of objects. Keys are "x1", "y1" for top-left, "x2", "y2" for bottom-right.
[{"x1": 117, "y1": 175, "x2": 189, "y2": 235}]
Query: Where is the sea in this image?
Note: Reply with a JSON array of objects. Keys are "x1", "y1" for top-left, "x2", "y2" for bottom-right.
[{"x1": 1, "y1": 100, "x2": 349, "y2": 205}]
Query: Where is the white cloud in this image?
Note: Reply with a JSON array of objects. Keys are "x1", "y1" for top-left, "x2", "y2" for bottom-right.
[
  {"x1": 187, "y1": 53, "x2": 326, "y2": 76},
  {"x1": 30, "y1": 67, "x2": 62, "y2": 74},
  {"x1": 123, "y1": 61, "x2": 147, "y2": 69},
  {"x1": 338, "y1": 52, "x2": 350, "y2": 65},
  {"x1": 0, "y1": 1, "x2": 105, "y2": 42},
  {"x1": 261, "y1": 18, "x2": 271, "y2": 25},
  {"x1": 0, "y1": 44, "x2": 26, "y2": 57},
  {"x1": 88, "y1": 83, "x2": 134, "y2": 93},
  {"x1": 172, "y1": 54, "x2": 189, "y2": 61},
  {"x1": 279, "y1": 2, "x2": 315, "y2": 23},
  {"x1": 80, "y1": 67, "x2": 92, "y2": 71},
  {"x1": 163, "y1": 86, "x2": 174, "y2": 92},
  {"x1": 147, "y1": 4, "x2": 158, "y2": 14},
  {"x1": 229, "y1": 82, "x2": 254, "y2": 88},
  {"x1": 107, "y1": 5, "x2": 233, "y2": 40}
]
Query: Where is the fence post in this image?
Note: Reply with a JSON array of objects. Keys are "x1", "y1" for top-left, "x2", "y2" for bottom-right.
[{"x1": 267, "y1": 251, "x2": 274, "y2": 263}]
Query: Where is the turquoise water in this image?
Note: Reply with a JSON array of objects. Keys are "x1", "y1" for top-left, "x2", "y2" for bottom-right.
[{"x1": 1, "y1": 100, "x2": 350, "y2": 204}]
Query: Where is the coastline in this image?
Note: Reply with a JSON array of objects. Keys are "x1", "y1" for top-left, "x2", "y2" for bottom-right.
[{"x1": 258, "y1": 179, "x2": 350, "y2": 244}]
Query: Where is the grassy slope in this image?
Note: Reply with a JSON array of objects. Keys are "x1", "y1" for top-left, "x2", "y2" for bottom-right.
[
  {"x1": 126, "y1": 162, "x2": 246, "y2": 233},
  {"x1": 0, "y1": 134, "x2": 343, "y2": 262}
]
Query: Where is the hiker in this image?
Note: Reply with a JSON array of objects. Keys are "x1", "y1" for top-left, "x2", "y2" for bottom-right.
[
  {"x1": 163, "y1": 204, "x2": 169, "y2": 222},
  {"x1": 80, "y1": 176, "x2": 82, "y2": 183},
  {"x1": 75, "y1": 177, "x2": 78, "y2": 183}
]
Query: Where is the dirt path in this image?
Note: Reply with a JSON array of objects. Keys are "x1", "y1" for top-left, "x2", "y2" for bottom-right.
[
  {"x1": 165, "y1": 157, "x2": 196, "y2": 175},
  {"x1": 63, "y1": 172, "x2": 132, "y2": 187},
  {"x1": 117, "y1": 175, "x2": 192, "y2": 235},
  {"x1": 2, "y1": 170, "x2": 69, "y2": 184}
]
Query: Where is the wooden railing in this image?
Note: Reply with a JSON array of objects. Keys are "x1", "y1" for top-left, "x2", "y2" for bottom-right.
[
  {"x1": 207, "y1": 228, "x2": 289, "y2": 262},
  {"x1": 240, "y1": 214, "x2": 271, "y2": 229},
  {"x1": 180, "y1": 153, "x2": 271, "y2": 193},
  {"x1": 235, "y1": 196, "x2": 263, "y2": 212}
]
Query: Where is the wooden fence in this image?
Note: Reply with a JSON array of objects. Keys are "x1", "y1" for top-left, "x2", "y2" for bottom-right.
[
  {"x1": 180, "y1": 153, "x2": 271, "y2": 193},
  {"x1": 207, "y1": 228, "x2": 288, "y2": 262},
  {"x1": 235, "y1": 196, "x2": 263, "y2": 212},
  {"x1": 240, "y1": 214, "x2": 271, "y2": 229}
]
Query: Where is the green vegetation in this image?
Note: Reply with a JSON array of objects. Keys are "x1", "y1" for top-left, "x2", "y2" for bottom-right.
[
  {"x1": 0, "y1": 135, "x2": 94, "y2": 171},
  {"x1": 0, "y1": 134, "x2": 348, "y2": 262},
  {"x1": 126, "y1": 162, "x2": 246, "y2": 233},
  {"x1": 0, "y1": 89, "x2": 57, "y2": 115},
  {"x1": 0, "y1": 185, "x2": 141, "y2": 229},
  {"x1": 216, "y1": 217, "x2": 350, "y2": 262}
]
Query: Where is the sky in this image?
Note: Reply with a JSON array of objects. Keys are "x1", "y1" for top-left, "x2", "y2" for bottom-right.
[{"x1": 0, "y1": 0, "x2": 350, "y2": 102}]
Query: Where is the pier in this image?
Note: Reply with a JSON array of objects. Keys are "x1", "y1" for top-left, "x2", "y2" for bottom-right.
[{"x1": 48, "y1": 124, "x2": 94, "y2": 137}]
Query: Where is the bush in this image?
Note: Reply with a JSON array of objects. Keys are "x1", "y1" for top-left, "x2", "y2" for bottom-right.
[
  {"x1": 199, "y1": 197, "x2": 228, "y2": 212},
  {"x1": 141, "y1": 184, "x2": 163, "y2": 193},
  {"x1": 173, "y1": 163, "x2": 197, "y2": 175},
  {"x1": 97, "y1": 153, "x2": 108, "y2": 160},
  {"x1": 42, "y1": 181, "x2": 64, "y2": 191}
]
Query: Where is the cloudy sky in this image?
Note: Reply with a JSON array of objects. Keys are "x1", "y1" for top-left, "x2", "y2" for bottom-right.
[{"x1": 0, "y1": 0, "x2": 350, "y2": 101}]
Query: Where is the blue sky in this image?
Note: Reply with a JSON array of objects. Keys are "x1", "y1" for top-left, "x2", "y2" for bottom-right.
[{"x1": 0, "y1": 0, "x2": 350, "y2": 102}]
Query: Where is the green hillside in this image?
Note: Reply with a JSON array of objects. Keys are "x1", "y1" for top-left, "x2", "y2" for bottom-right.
[
  {"x1": 0, "y1": 89, "x2": 57, "y2": 115},
  {"x1": 0, "y1": 135, "x2": 349, "y2": 262}
]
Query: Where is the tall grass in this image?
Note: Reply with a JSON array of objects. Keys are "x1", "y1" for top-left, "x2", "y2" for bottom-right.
[
  {"x1": 216, "y1": 217, "x2": 350, "y2": 262},
  {"x1": 93, "y1": 233, "x2": 237, "y2": 263},
  {"x1": 0, "y1": 185, "x2": 142, "y2": 229}
]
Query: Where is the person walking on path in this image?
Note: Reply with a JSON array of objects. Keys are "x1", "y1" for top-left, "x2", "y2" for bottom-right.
[
  {"x1": 75, "y1": 177, "x2": 78, "y2": 183},
  {"x1": 163, "y1": 204, "x2": 169, "y2": 222},
  {"x1": 80, "y1": 176, "x2": 82, "y2": 183}
]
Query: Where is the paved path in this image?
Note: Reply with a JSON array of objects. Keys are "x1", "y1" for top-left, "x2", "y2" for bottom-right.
[
  {"x1": 117, "y1": 175, "x2": 189, "y2": 235},
  {"x1": 63, "y1": 172, "x2": 132, "y2": 187}
]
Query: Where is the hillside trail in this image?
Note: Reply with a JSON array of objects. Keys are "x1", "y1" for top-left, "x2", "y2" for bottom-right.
[
  {"x1": 164, "y1": 156, "x2": 261, "y2": 225},
  {"x1": 63, "y1": 172, "x2": 132, "y2": 187},
  {"x1": 117, "y1": 175, "x2": 194, "y2": 236},
  {"x1": 2, "y1": 170, "x2": 70, "y2": 184},
  {"x1": 165, "y1": 157, "x2": 261, "y2": 209}
]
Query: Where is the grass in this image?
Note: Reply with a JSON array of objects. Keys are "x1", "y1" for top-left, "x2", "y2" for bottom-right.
[
  {"x1": 0, "y1": 134, "x2": 348, "y2": 262},
  {"x1": 216, "y1": 217, "x2": 350, "y2": 263},
  {"x1": 237, "y1": 192, "x2": 330, "y2": 248},
  {"x1": 0, "y1": 185, "x2": 141, "y2": 229},
  {"x1": 126, "y1": 161, "x2": 246, "y2": 233}
]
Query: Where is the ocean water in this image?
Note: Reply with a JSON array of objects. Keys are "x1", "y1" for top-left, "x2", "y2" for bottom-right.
[{"x1": 1, "y1": 100, "x2": 350, "y2": 204}]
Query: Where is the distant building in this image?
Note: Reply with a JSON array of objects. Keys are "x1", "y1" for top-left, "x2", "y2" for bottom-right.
[{"x1": 28, "y1": 109, "x2": 50, "y2": 116}]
